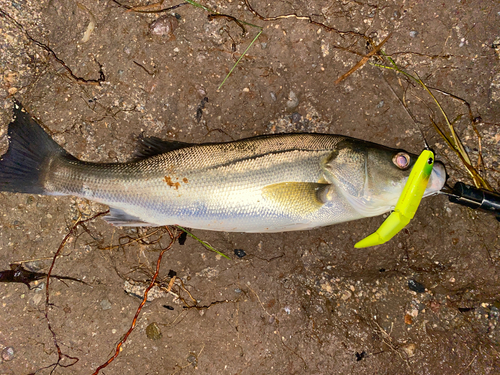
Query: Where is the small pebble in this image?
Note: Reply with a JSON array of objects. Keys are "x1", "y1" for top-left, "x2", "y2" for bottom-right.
[
  {"x1": 30, "y1": 293, "x2": 43, "y2": 306},
  {"x1": 1, "y1": 346, "x2": 14, "y2": 361},
  {"x1": 100, "y1": 299, "x2": 112, "y2": 310},
  {"x1": 286, "y1": 91, "x2": 299, "y2": 110},
  {"x1": 168, "y1": 270, "x2": 177, "y2": 278},
  {"x1": 234, "y1": 249, "x2": 246, "y2": 258},
  {"x1": 149, "y1": 15, "x2": 179, "y2": 39},
  {"x1": 146, "y1": 322, "x2": 162, "y2": 340},
  {"x1": 340, "y1": 290, "x2": 352, "y2": 301},
  {"x1": 355, "y1": 351, "x2": 367, "y2": 361},
  {"x1": 291, "y1": 112, "x2": 302, "y2": 123},
  {"x1": 401, "y1": 343, "x2": 417, "y2": 357},
  {"x1": 408, "y1": 279, "x2": 426, "y2": 293},
  {"x1": 178, "y1": 231, "x2": 188, "y2": 245},
  {"x1": 404, "y1": 314, "x2": 413, "y2": 325},
  {"x1": 409, "y1": 30, "x2": 418, "y2": 38},
  {"x1": 24, "y1": 260, "x2": 44, "y2": 272},
  {"x1": 31, "y1": 281, "x2": 45, "y2": 292},
  {"x1": 187, "y1": 354, "x2": 197, "y2": 367}
]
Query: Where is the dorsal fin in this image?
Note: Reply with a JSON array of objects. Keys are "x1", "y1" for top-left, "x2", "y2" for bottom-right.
[{"x1": 134, "y1": 136, "x2": 194, "y2": 159}]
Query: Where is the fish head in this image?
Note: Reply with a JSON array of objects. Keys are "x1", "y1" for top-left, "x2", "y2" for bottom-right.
[{"x1": 323, "y1": 139, "x2": 447, "y2": 217}]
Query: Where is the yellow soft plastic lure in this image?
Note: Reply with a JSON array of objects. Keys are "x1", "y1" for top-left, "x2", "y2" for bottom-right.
[{"x1": 355, "y1": 149, "x2": 435, "y2": 248}]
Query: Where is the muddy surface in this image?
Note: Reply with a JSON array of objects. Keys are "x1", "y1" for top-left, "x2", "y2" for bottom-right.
[{"x1": 1, "y1": 0, "x2": 500, "y2": 374}]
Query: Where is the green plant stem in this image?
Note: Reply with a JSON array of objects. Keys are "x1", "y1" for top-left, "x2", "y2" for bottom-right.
[
  {"x1": 176, "y1": 226, "x2": 231, "y2": 259},
  {"x1": 218, "y1": 28, "x2": 262, "y2": 90}
]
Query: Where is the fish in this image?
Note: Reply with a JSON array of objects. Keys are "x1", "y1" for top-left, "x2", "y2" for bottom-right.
[{"x1": 0, "y1": 103, "x2": 446, "y2": 232}]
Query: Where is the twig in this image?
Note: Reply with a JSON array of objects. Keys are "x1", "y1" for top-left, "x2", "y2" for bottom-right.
[
  {"x1": 243, "y1": 0, "x2": 369, "y2": 40},
  {"x1": 91, "y1": 226, "x2": 181, "y2": 375},
  {"x1": 111, "y1": 0, "x2": 188, "y2": 13},
  {"x1": 34, "y1": 210, "x2": 109, "y2": 375},
  {"x1": 208, "y1": 14, "x2": 247, "y2": 35},
  {"x1": 0, "y1": 9, "x2": 105, "y2": 85},
  {"x1": 374, "y1": 53, "x2": 493, "y2": 190},
  {"x1": 99, "y1": 228, "x2": 164, "y2": 251},
  {"x1": 335, "y1": 33, "x2": 391, "y2": 84}
]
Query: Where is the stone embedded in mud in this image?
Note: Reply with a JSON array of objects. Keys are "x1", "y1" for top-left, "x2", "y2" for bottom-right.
[
  {"x1": 1, "y1": 346, "x2": 14, "y2": 361},
  {"x1": 490, "y1": 72, "x2": 500, "y2": 102},
  {"x1": 149, "y1": 15, "x2": 179, "y2": 40},
  {"x1": 408, "y1": 279, "x2": 426, "y2": 293},
  {"x1": 124, "y1": 280, "x2": 167, "y2": 301},
  {"x1": 187, "y1": 353, "x2": 197, "y2": 367},
  {"x1": 286, "y1": 90, "x2": 299, "y2": 110},
  {"x1": 404, "y1": 314, "x2": 413, "y2": 325},
  {"x1": 291, "y1": 112, "x2": 302, "y2": 123},
  {"x1": 100, "y1": 299, "x2": 112, "y2": 310},
  {"x1": 146, "y1": 322, "x2": 162, "y2": 340},
  {"x1": 340, "y1": 290, "x2": 352, "y2": 301},
  {"x1": 234, "y1": 248, "x2": 246, "y2": 258},
  {"x1": 401, "y1": 343, "x2": 417, "y2": 357}
]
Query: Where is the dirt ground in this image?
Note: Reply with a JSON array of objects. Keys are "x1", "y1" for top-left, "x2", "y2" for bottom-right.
[{"x1": 0, "y1": 0, "x2": 499, "y2": 374}]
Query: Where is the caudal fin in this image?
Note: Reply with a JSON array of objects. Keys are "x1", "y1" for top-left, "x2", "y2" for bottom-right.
[{"x1": 0, "y1": 102, "x2": 73, "y2": 194}]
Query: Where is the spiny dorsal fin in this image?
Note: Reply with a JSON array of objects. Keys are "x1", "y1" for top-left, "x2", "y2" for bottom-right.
[
  {"x1": 134, "y1": 136, "x2": 194, "y2": 159},
  {"x1": 262, "y1": 182, "x2": 331, "y2": 216}
]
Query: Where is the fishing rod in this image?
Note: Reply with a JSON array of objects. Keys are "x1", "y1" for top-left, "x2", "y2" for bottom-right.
[{"x1": 440, "y1": 182, "x2": 500, "y2": 222}]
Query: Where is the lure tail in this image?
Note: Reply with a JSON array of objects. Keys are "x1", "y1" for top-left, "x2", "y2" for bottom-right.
[{"x1": 0, "y1": 102, "x2": 74, "y2": 195}]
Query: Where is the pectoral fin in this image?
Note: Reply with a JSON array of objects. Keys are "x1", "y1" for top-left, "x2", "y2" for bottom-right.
[{"x1": 262, "y1": 182, "x2": 330, "y2": 216}]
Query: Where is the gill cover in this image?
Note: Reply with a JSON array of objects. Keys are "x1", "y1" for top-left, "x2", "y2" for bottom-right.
[{"x1": 323, "y1": 140, "x2": 367, "y2": 198}]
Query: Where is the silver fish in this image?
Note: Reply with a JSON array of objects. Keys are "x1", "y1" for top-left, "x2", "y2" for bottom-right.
[{"x1": 0, "y1": 104, "x2": 446, "y2": 232}]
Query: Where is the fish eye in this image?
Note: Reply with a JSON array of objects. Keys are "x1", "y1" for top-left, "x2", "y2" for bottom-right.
[
  {"x1": 393, "y1": 152, "x2": 410, "y2": 169},
  {"x1": 427, "y1": 157, "x2": 434, "y2": 165}
]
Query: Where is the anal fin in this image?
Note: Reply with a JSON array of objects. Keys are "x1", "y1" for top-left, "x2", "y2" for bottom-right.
[
  {"x1": 104, "y1": 207, "x2": 155, "y2": 227},
  {"x1": 262, "y1": 182, "x2": 331, "y2": 216}
]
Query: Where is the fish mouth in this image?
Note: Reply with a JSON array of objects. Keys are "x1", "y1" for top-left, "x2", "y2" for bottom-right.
[{"x1": 424, "y1": 161, "x2": 447, "y2": 197}]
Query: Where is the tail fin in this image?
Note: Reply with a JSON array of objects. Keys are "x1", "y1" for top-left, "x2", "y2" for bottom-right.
[{"x1": 0, "y1": 102, "x2": 73, "y2": 194}]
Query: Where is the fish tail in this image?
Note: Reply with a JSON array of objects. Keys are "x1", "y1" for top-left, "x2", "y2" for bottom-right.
[{"x1": 0, "y1": 102, "x2": 74, "y2": 195}]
